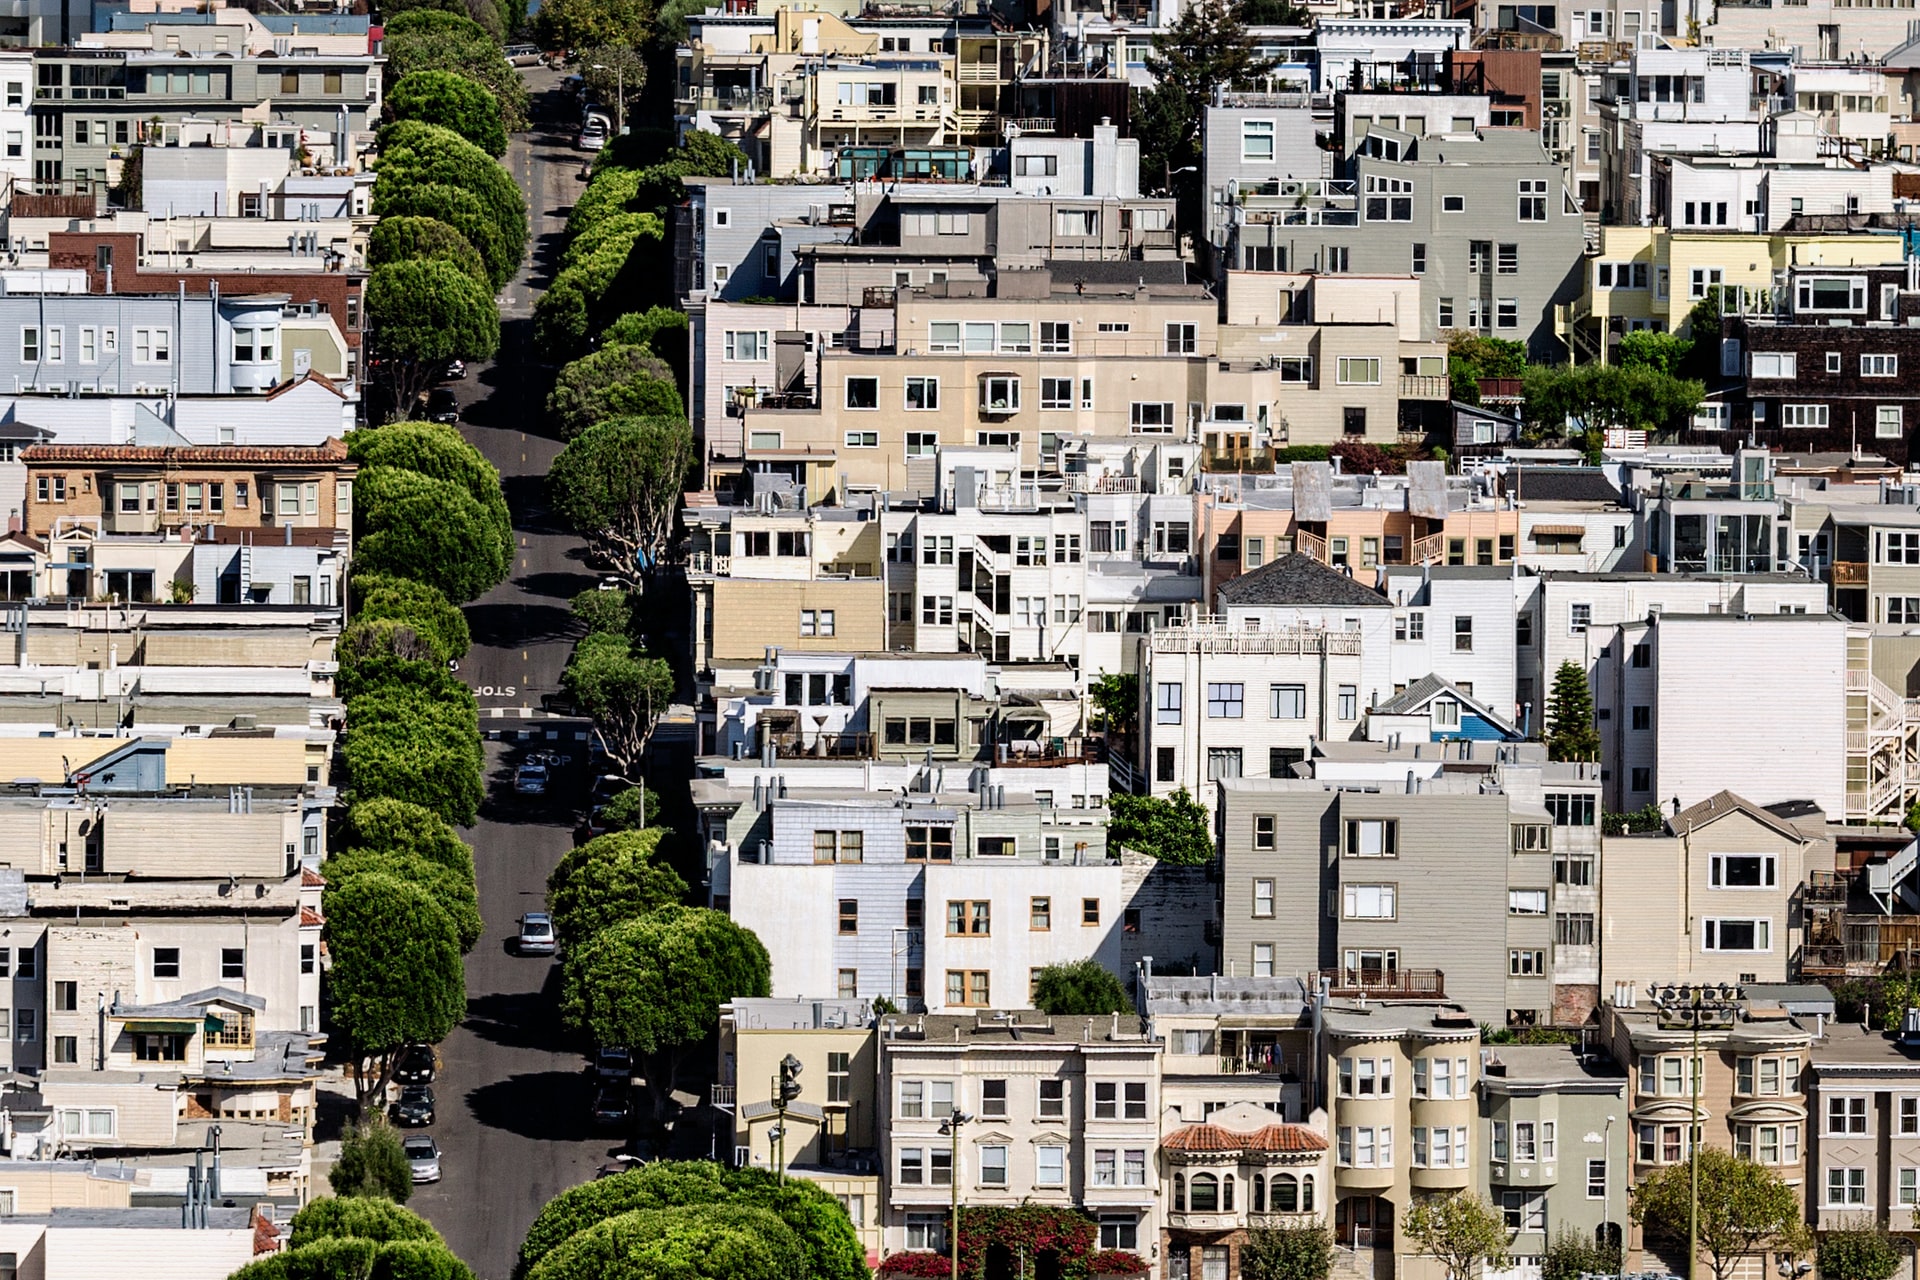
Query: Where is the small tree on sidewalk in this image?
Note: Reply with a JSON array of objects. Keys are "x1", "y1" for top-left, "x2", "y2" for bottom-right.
[{"x1": 1402, "y1": 1193, "x2": 1513, "y2": 1280}]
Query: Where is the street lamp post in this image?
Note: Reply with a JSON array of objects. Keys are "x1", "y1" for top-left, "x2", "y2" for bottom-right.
[
  {"x1": 589, "y1": 62, "x2": 625, "y2": 135},
  {"x1": 939, "y1": 1110, "x2": 974, "y2": 1280},
  {"x1": 774, "y1": 1053, "x2": 803, "y2": 1185},
  {"x1": 1649, "y1": 983, "x2": 1742, "y2": 1280}
]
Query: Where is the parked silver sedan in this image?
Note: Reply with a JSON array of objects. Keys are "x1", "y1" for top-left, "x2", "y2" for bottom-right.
[{"x1": 404, "y1": 1135, "x2": 441, "y2": 1184}]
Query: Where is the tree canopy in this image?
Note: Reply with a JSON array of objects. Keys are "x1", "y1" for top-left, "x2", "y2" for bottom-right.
[
  {"x1": 546, "y1": 346, "x2": 683, "y2": 438},
  {"x1": 351, "y1": 574, "x2": 470, "y2": 660},
  {"x1": 336, "y1": 617, "x2": 459, "y2": 701},
  {"x1": 546, "y1": 829, "x2": 688, "y2": 951},
  {"x1": 340, "y1": 682, "x2": 485, "y2": 825},
  {"x1": 1544, "y1": 660, "x2": 1599, "y2": 763},
  {"x1": 375, "y1": 121, "x2": 528, "y2": 285},
  {"x1": 325, "y1": 845, "x2": 482, "y2": 952},
  {"x1": 367, "y1": 216, "x2": 489, "y2": 287},
  {"x1": 547, "y1": 416, "x2": 692, "y2": 588},
  {"x1": 366, "y1": 258, "x2": 500, "y2": 409},
  {"x1": 1107, "y1": 789, "x2": 1213, "y2": 864},
  {"x1": 338, "y1": 797, "x2": 477, "y2": 881},
  {"x1": 388, "y1": 69, "x2": 507, "y2": 157},
  {"x1": 561, "y1": 908, "x2": 770, "y2": 1121},
  {"x1": 1631, "y1": 1149, "x2": 1811, "y2": 1280},
  {"x1": 236, "y1": 1196, "x2": 471, "y2": 1280},
  {"x1": 1402, "y1": 1193, "x2": 1513, "y2": 1280},
  {"x1": 1031, "y1": 960, "x2": 1132, "y2": 1016},
  {"x1": 515, "y1": 1161, "x2": 866, "y2": 1280},
  {"x1": 1818, "y1": 1218, "x2": 1904, "y2": 1280},
  {"x1": 288, "y1": 1198, "x2": 443, "y2": 1249},
  {"x1": 325, "y1": 1120, "x2": 414, "y2": 1201},
  {"x1": 354, "y1": 465, "x2": 513, "y2": 604},
  {"x1": 561, "y1": 632, "x2": 676, "y2": 778},
  {"x1": 382, "y1": 10, "x2": 527, "y2": 131},
  {"x1": 536, "y1": 0, "x2": 653, "y2": 54},
  {"x1": 349, "y1": 423, "x2": 513, "y2": 578},
  {"x1": 1136, "y1": 0, "x2": 1277, "y2": 235},
  {"x1": 1239, "y1": 1225, "x2": 1332, "y2": 1280},
  {"x1": 374, "y1": 182, "x2": 513, "y2": 291},
  {"x1": 1522, "y1": 362, "x2": 1704, "y2": 459},
  {"x1": 526, "y1": 1204, "x2": 799, "y2": 1280},
  {"x1": 323, "y1": 873, "x2": 466, "y2": 1106}
]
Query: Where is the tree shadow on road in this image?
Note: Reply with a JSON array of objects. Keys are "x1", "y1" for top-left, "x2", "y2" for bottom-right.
[
  {"x1": 519, "y1": 569, "x2": 599, "y2": 602},
  {"x1": 466, "y1": 982, "x2": 570, "y2": 1053},
  {"x1": 500, "y1": 474, "x2": 569, "y2": 536},
  {"x1": 465, "y1": 1070, "x2": 602, "y2": 1143},
  {"x1": 465, "y1": 601, "x2": 577, "y2": 650}
]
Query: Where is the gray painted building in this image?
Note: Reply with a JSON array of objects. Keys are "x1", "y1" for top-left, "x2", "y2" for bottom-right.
[
  {"x1": 0, "y1": 283, "x2": 288, "y2": 395},
  {"x1": 1478, "y1": 1043, "x2": 1630, "y2": 1260},
  {"x1": 1224, "y1": 129, "x2": 1585, "y2": 360}
]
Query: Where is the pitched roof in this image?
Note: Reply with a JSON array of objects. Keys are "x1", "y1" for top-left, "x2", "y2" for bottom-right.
[
  {"x1": 1162, "y1": 1122, "x2": 1328, "y2": 1153},
  {"x1": 1507, "y1": 467, "x2": 1623, "y2": 504},
  {"x1": 1372, "y1": 673, "x2": 1519, "y2": 736},
  {"x1": 1669, "y1": 789, "x2": 1812, "y2": 843},
  {"x1": 21, "y1": 438, "x2": 350, "y2": 464},
  {"x1": 265, "y1": 370, "x2": 349, "y2": 402},
  {"x1": 1217, "y1": 552, "x2": 1387, "y2": 609}
]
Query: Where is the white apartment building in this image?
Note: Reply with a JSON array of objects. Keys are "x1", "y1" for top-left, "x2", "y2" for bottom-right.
[
  {"x1": 0, "y1": 52, "x2": 29, "y2": 191},
  {"x1": 1378, "y1": 566, "x2": 1528, "y2": 723},
  {"x1": 878, "y1": 1012, "x2": 1162, "y2": 1264},
  {"x1": 1600, "y1": 48, "x2": 1765, "y2": 226}
]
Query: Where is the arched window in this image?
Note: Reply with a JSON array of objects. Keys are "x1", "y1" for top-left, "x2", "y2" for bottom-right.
[
  {"x1": 1222, "y1": 1175, "x2": 1235, "y2": 1211},
  {"x1": 1174, "y1": 1174, "x2": 1186, "y2": 1212},
  {"x1": 1273, "y1": 1173, "x2": 1299, "y2": 1212},
  {"x1": 1301, "y1": 1174, "x2": 1315, "y2": 1212},
  {"x1": 1190, "y1": 1173, "x2": 1219, "y2": 1212},
  {"x1": 1252, "y1": 1174, "x2": 1266, "y2": 1213}
]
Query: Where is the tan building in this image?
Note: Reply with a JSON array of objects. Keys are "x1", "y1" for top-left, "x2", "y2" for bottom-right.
[
  {"x1": 1162, "y1": 1101, "x2": 1332, "y2": 1280},
  {"x1": 19, "y1": 440, "x2": 354, "y2": 542},
  {"x1": 1319, "y1": 1001, "x2": 1482, "y2": 1273},
  {"x1": 1598, "y1": 989, "x2": 1813, "y2": 1268},
  {"x1": 1599, "y1": 792, "x2": 1827, "y2": 996}
]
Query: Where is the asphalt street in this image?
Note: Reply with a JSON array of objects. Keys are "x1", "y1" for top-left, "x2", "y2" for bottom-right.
[{"x1": 400, "y1": 71, "x2": 624, "y2": 1278}]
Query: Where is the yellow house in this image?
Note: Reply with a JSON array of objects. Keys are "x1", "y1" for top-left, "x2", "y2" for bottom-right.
[{"x1": 1560, "y1": 227, "x2": 1908, "y2": 362}]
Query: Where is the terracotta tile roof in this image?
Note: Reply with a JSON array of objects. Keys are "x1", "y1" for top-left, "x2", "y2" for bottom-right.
[
  {"x1": 300, "y1": 906, "x2": 323, "y2": 928},
  {"x1": 265, "y1": 370, "x2": 348, "y2": 401},
  {"x1": 1162, "y1": 1122, "x2": 1328, "y2": 1153},
  {"x1": 21, "y1": 437, "x2": 351, "y2": 465},
  {"x1": 300, "y1": 867, "x2": 326, "y2": 888}
]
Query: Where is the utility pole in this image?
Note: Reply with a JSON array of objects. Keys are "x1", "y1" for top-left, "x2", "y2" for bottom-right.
[
  {"x1": 939, "y1": 1110, "x2": 973, "y2": 1280},
  {"x1": 1649, "y1": 983, "x2": 1740, "y2": 1280}
]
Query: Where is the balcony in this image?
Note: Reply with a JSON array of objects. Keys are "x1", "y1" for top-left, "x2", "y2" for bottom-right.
[
  {"x1": 681, "y1": 89, "x2": 774, "y2": 114},
  {"x1": 711, "y1": 1084, "x2": 736, "y2": 1110},
  {"x1": 1832, "y1": 561, "x2": 1869, "y2": 586},
  {"x1": 1011, "y1": 117, "x2": 1056, "y2": 134},
  {"x1": 1318, "y1": 967, "x2": 1445, "y2": 998},
  {"x1": 762, "y1": 731, "x2": 876, "y2": 760},
  {"x1": 687, "y1": 551, "x2": 733, "y2": 579},
  {"x1": 1202, "y1": 448, "x2": 1279, "y2": 474},
  {"x1": 994, "y1": 736, "x2": 1102, "y2": 767},
  {"x1": 1399, "y1": 374, "x2": 1450, "y2": 400},
  {"x1": 1167, "y1": 1211, "x2": 1239, "y2": 1232}
]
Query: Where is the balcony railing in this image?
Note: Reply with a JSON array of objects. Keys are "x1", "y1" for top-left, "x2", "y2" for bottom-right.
[
  {"x1": 1833, "y1": 560, "x2": 1869, "y2": 585},
  {"x1": 711, "y1": 1084, "x2": 737, "y2": 1109},
  {"x1": 681, "y1": 89, "x2": 774, "y2": 113},
  {"x1": 1399, "y1": 374, "x2": 1450, "y2": 399},
  {"x1": 1318, "y1": 967, "x2": 1445, "y2": 998},
  {"x1": 763, "y1": 732, "x2": 876, "y2": 760},
  {"x1": 995, "y1": 737, "x2": 1102, "y2": 767}
]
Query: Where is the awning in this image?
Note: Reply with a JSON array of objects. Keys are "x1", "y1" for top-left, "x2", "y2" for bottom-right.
[
  {"x1": 119, "y1": 1018, "x2": 198, "y2": 1032},
  {"x1": 1529, "y1": 524, "x2": 1587, "y2": 538}
]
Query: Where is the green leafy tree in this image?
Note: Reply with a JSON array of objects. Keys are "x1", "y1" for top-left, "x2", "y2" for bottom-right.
[
  {"x1": 1521, "y1": 363, "x2": 1705, "y2": 460},
  {"x1": 1617, "y1": 330, "x2": 1694, "y2": 376},
  {"x1": 1235, "y1": 0, "x2": 1310, "y2": 20},
  {"x1": 1088, "y1": 672, "x2": 1138, "y2": 737},
  {"x1": 339, "y1": 684, "x2": 485, "y2": 826},
  {"x1": 338, "y1": 798, "x2": 477, "y2": 883},
  {"x1": 1031, "y1": 959, "x2": 1131, "y2": 1015},
  {"x1": 1602, "y1": 803, "x2": 1666, "y2": 836},
  {"x1": 1240, "y1": 1224, "x2": 1333, "y2": 1280},
  {"x1": 351, "y1": 574, "x2": 470, "y2": 660},
  {"x1": 324, "y1": 874, "x2": 466, "y2": 1108},
  {"x1": 354, "y1": 466, "x2": 512, "y2": 604},
  {"x1": 1631, "y1": 1149, "x2": 1811, "y2": 1280},
  {"x1": 374, "y1": 182, "x2": 512, "y2": 290},
  {"x1": 349, "y1": 423, "x2": 513, "y2": 580},
  {"x1": 547, "y1": 416, "x2": 693, "y2": 587},
  {"x1": 561, "y1": 632, "x2": 676, "y2": 779},
  {"x1": 546, "y1": 346, "x2": 683, "y2": 437},
  {"x1": 1447, "y1": 333, "x2": 1528, "y2": 405},
  {"x1": 324, "y1": 845, "x2": 482, "y2": 953},
  {"x1": 516, "y1": 1161, "x2": 866, "y2": 1280},
  {"x1": 382, "y1": 10, "x2": 528, "y2": 131},
  {"x1": 1138, "y1": 0, "x2": 1278, "y2": 234},
  {"x1": 367, "y1": 215, "x2": 489, "y2": 287},
  {"x1": 1107, "y1": 789, "x2": 1213, "y2": 865},
  {"x1": 1816, "y1": 1224, "x2": 1905, "y2": 1280},
  {"x1": 561, "y1": 908, "x2": 770, "y2": 1124},
  {"x1": 1540, "y1": 1226, "x2": 1621, "y2": 1280},
  {"x1": 545, "y1": 828, "x2": 688, "y2": 950},
  {"x1": 567, "y1": 166, "x2": 647, "y2": 238},
  {"x1": 1544, "y1": 660, "x2": 1600, "y2": 762},
  {"x1": 388, "y1": 69, "x2": 507, "y2": 156},
  {"x1": 326, "y1": 1119, "x2": 414, "y2": 1201},
  {"x1": 527, "y1": 1204, "x2": 797, "y2": 1280},
  {"x1": 231, "y1": 1237, "x2": 474, "y2": 1280},
  {"x1": 376, "y1": 121, "x2": 528, "y2": 282},
  {"x1": 536, "y1": 0, "x2": 652, "y2": 52},
  {"x1": 577, "y1": 46, "x2": 648, "y2": 125},
  {"x1": 595, "y1": 786, "x2": 657, "y2": 832},
  {"x1": 1402, "y1": 1193, "x2": 1514, "y2": 1280},
  {"x1": 366, "y1": 258, "x2": 500, "y2": 411},
  {"x1": 600, "y1": 305, "x2": 690, "y2": 389},
  {"x1": 288, "y1": 1197, "x2": 443, "y2": 1248},
  {"x1": 336, "y1": 617, "x2": 459, "y2": 701},
  {"x1": 572, "y1": 587, "x2": 633, "y2": 637},
  {"x1": 536, "y1": 222, "x2": 669, "y2": 361}
]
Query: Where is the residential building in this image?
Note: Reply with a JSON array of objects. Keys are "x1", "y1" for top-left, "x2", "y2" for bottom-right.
[
  {"x1": 0, "y1": 1205, "x2": 266, "y2": 1279},
  {"x1": 1598, "y1": 987, "x2": 1813, "y2": 1268},
  {"x1": 877, "y1": 1011, "x2": 1161, "y2": 1265},
  {"x1": 1144, "y1": 974, "x2": 1316, "y2": 1125},
  {"x1": 1318, "y1": 999, "x2": 1482, "y2": 1270},
  {"x1": 1222, "y1": 128, "x2": 1585, "y2": 359},
  {"x1": 1807, "y1": 1017, "x2": 1920, "y2": 1230},
  {"x1": 1218, "y1": 739, "x2": 1606, "y2": 1028},
  {"x1": 1160, "y1": 1101, "x2": 1332, "y2": 1280},
  {"x1": 83, "y1": 8, "x2": 374, "y2": 57},
  {"x1": 0, "y1": 50, "x2": 30, "y2": 190},
  {"x1": 1596, "y1": 48, "x2": 1765, "y2": 229},
  {"x1": 1599, "y1": 792, "x2": 1830, "y2": 994},
  {"x1": 1477, "y1": 1043, "x2": 1631, "y2": 1263},
  {"x1": 697, "y1": 757, "x2": 1115, "y2": 1011}
]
